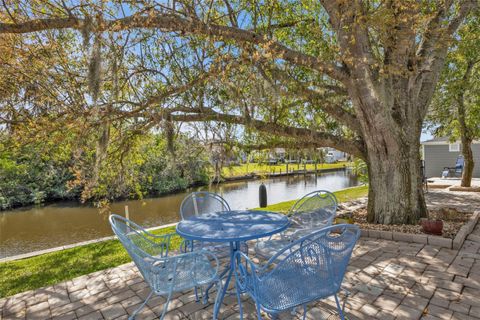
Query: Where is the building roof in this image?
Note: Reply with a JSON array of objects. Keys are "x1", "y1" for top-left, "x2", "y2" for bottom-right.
[
  {"x1": 422, "y1": 137, "x2": 480, "y2": 145},
  {"x1": 422, "y1": 137, "x2": 449, "y2": 143}
]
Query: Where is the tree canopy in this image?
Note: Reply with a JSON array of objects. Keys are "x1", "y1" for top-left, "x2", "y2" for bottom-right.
[
  {"x1": 1, "y1": 0, "x2": 478, "y2": 224},
  {"x1": 428, "y1": 13, "x2": 480, "y2": 186}
]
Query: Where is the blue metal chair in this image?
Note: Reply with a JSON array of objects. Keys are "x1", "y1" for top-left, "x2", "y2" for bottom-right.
[
  {"x1": 109, "y1": 214, "x2": 222, "y2": 320},
  {"x1": 180, "y1": 191, "x2": 248, "y2": 254},
  {"x1": 180, "y1": 191, "x2": 231, "y2": 220},
  {"x1": 443, "y1": 155, "x2": 464, "y2": 178},
  {"x1": 255, "y1": 190, "x2": 338, "y2": 258},
  {"x1": 235, "y1": 224, "x2": 360, "y2": 320}
]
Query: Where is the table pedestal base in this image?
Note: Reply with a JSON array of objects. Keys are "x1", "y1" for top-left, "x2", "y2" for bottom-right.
[{"x1": 212, "y1": 241, "x2": 244, "y2": 319}]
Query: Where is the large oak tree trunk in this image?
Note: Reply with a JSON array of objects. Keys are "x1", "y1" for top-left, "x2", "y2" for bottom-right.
[
  {"x1": 351, "y1": 82, "x2": 429, "y2": 224},
  {"x1": 365, "y1": 137, "x2": 428, "y2": 224},
  {"x1": 461, "y1": 137, "x2": 474, "y2": 187}
]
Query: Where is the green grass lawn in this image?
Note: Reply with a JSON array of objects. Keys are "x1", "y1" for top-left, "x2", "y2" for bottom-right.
[
  {"x1": 222, "y1": 162, "x2": 350, "y2": 178},
  {"x1": 0, "y1": 227, "x2": 181, "y2": 298},
  {"x1": 0, "y1": 185, "x2": 368, "y2": 298},
  {"x1": 262, "y1": 185, "x2": 369, "y2": 213}
]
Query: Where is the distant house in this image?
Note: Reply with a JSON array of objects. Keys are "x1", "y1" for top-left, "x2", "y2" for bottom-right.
[
  {"x1": 273, "y1": 148, "x2": 286, "y2": 159},
  {"x1": 324, "y1": 148, "x2": 348, "y2": 163},
  {"x1": 265, "y1": 147, "x2": 348, "y2": 164},
  {"x1": 268, "y1": 148, "x2": 286, "y2": 163},
  {"x1": 422, "y1": 137, "x2": 480, "y2": 178}
]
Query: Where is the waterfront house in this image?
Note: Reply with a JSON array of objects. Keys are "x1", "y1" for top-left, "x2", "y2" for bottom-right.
[{"x1": 422, "y1": 137, "x2": 480, "y2": 178}]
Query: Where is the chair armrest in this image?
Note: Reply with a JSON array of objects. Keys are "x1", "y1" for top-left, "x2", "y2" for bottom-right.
[
  {"x1": 118, "y1": 217, "x2": 178, "y2": 256},
  {"x1": 121, "y1": 216, "x2": 175, "y2": 240},
  {"x1": 144, "y1": 230, "x2": 176, "y2": 240},
  {"x1": 147, "y1": 232, "x2": 178, "y2": 257}
]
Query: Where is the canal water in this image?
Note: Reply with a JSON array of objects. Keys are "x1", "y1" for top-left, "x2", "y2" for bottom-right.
[{"x1": 0, "y1": 170, "x2": 358, "y2": 258}]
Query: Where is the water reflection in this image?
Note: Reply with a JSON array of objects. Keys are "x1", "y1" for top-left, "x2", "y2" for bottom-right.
[{"x1": 0, "y1": 170, "x2": 357, "y2": 258}]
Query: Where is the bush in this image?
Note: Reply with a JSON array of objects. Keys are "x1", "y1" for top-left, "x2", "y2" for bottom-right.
[{"x1": 0, "y1": 133, "x2": 210, "y2": 210}]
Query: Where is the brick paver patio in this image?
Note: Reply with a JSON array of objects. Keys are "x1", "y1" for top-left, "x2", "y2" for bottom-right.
[{"x1": 2, "y1": 190, "x2": 480, "y2": 320}]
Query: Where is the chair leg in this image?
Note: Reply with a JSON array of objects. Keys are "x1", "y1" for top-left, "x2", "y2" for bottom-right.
[
  {"x1": 203, "y1": 287, "x2": 209, "y2": 304},
  {"x1": 195, "y1": 286, "x2": 206, "y2": 303},
  {"x1": 291, "y1": 306, "x2": 297, "y2": 315},
  {"x1": 254, "y1": 300, "x2": 263, "y2": 320},
  {"x1": 242, "y1": 242, "x2": 249, "y2": 254},
  {"x1": 212, "y1": 280, "x2": 223, "y2": 320},
  {"x1": 205, "y1": 263, "x2": 229, "y2": 303},
  {"x1": 235, "y1": 280, "x2": 243, "y2": 319},
  {"x1": 194, "y1": 286, "x2": 200, "y2": 302},
  {"x1": 302, "y1": 304, "x2": 307, "y2": 320},
  {"x1": 334, "y1": 294, "x2": 345, "y2": 320},
  {"x1": 128, "y1": 290, "x2": 153, "y2": 320},
  {"x1": 159, "y1": 290, "x2": 174, "y2": 320},
  {"x1": 341, "y1": 290, "x2": 350, "y2": 313}
]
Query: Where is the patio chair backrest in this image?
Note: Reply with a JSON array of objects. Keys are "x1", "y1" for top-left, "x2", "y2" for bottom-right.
[
  {"x1": 288, "y1": 190, "x2": 337, "y2": 228},
  {"x1": 180, "y1": 192, "x2": 231, "y2": 220},
  {"x1": 259, "y1": 224, "x2": 360, "y2": 310},
  {"x1": 421, "y1": 160, "x2": 426, "y2": 178},
  {"x1": 456, "y1": 156, "x2": 465, "y2": 172},
  {"x1": 109, "y1": 214, "x2": 169, "y2": 283}
]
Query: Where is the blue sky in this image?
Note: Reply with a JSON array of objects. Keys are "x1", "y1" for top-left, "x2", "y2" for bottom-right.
[{"x1": 421, "y1": 131, "x2": 434, "y2": 142}]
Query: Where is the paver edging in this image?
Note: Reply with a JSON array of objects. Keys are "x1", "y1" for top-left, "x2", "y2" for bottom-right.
[
  {"x1": 360, "y1": 229, "x2": 453, "y2": 249},
  {"x1": 453, "y1": 210, "x2": 480, "y2": 250},
  {"x1": 359, "y1": 210, "x2": 479, "y2": 248}
]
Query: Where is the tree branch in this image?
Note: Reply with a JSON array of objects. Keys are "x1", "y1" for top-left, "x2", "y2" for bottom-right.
[
  {"x1": 0, "y1": 16, "x2": 82, "y2": 33},
  {"x1": 257, "y1": 65, "x2": 360, "y2": 132},
  {"x1": 383, "y1": 1, "x2": 418, "y2": 74},
  {"x1": 167, "y1": 108, "x2": 366, "y2": 158},
  {"x1": 415, "y1": 0, "x2": 477, "y2": 113},
  {"x1": 222, "y1": 0, "x2": 238, "y2": 27},
  {"x1": 251, "y1": 18, "x2": 316, "y2": 32},
  {"x1": 234, "y1": 140, "x2": 337, "y2": 152},
  {"x1": 416, "y1": 0, "x2": 477, "y2": 73},
  {"x1": 0, "y1": 12, "x2": 349, "y2": 82},
  {"x1": 320, "y1": 0, "x2": 376, "y2": 76}
]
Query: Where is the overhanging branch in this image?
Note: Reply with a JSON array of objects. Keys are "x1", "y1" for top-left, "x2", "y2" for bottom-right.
[
  {"x1": 257, "y1": 65, "x2": 360, "y2": 132},
  {"x1": 166, "y1": 109, "x2": 366, "y2": 158},
  {"x1": 0, "y1": 12, "x2": 348, "y2": 82}
]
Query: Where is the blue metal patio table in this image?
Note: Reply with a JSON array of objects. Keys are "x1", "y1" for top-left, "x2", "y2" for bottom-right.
[{"x1": 176, "y1": 210, "x2": 289, "y2": 318}]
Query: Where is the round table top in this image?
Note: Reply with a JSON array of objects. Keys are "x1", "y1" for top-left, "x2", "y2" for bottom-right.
[{"x1": 176, "y1": 210, "x2": 290, "y2": 243}]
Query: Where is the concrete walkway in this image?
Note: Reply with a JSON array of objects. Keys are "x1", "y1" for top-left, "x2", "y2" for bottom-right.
[
  {"x1": 425, "y1": 189, "x2": 480, "y2": 213},
  {"x1": 427, "y1": 177, "x2": 480, "y2": 187},
  {"x1": 2, "y1": 220, "x2": 480, "y2": 320}
]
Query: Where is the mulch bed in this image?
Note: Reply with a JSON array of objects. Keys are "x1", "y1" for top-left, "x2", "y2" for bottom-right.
[{"x1": 340, "y1": 207, "x2": 472, "y2": 239}]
